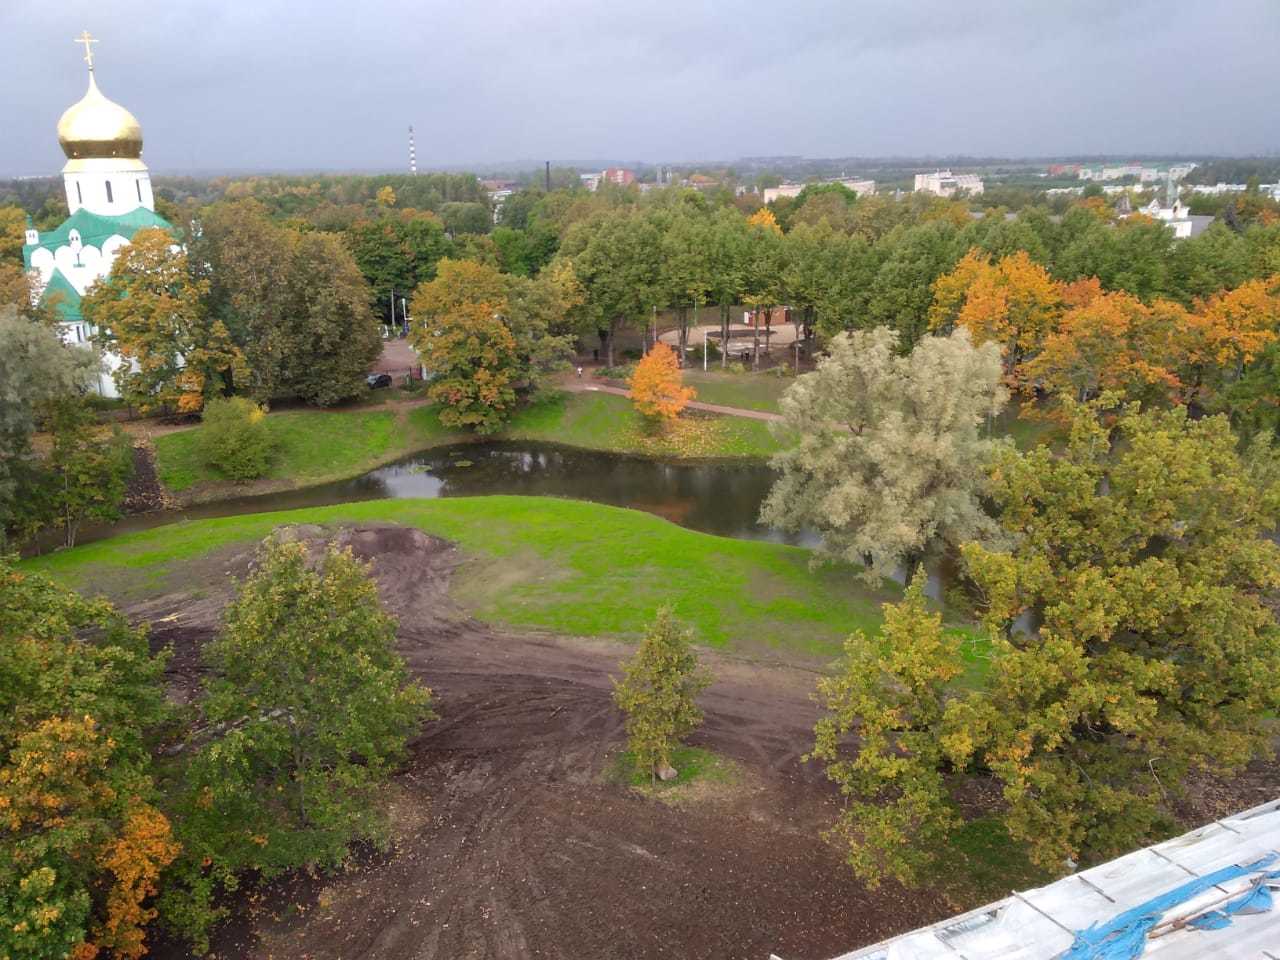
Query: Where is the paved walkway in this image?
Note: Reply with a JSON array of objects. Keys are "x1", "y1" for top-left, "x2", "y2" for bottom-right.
[{"x1": 563, "y1": 379, "x2": 784, "y2": 423}]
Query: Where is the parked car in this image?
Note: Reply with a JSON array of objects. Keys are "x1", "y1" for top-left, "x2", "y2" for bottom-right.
[{"x1": 366, "y1": 372, "x2": 393, "y2": 389}]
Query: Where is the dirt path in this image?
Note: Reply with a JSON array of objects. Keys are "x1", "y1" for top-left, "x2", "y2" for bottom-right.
[
  {"x1": 140, "y1": 525, "x2": 942, "y2": 960},
  {"x1": 564, "y1": 379, "x2": 784, "y2": 423}
]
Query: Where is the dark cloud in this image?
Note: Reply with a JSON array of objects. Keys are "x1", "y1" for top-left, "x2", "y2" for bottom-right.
[{"x1": 2, "y1": 0, "x2": 1276, "y2": 176}]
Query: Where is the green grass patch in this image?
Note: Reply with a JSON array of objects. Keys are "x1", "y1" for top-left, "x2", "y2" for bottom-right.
[
  {"x1": 936, "y1": 817, "x2": 1052, "y2": 904},
  {"x1": 154, "y1": 407, "x2": 465, "y2": 493},
  {"x1": 25, "y1": 497, "x2": 898, "y2": 658},
  {"x1": 606, "y1": 745, "x2": 739, "y2": 794},
  {"x1": 683, "y1": 370, "x2": 791, "y2": 413},
  {"x1": 506, "y1": 391, "x2": 781, "y2": 459}
]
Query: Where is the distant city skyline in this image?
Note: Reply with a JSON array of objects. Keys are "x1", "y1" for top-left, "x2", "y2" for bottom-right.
[{"x1": 3, "y1": 0, "x2": 1278, "y2": 177}]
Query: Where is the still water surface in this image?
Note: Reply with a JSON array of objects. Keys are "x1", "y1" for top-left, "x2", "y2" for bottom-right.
[{"x1": 77, "y1": 442, "x2": 812, "y2": 548}]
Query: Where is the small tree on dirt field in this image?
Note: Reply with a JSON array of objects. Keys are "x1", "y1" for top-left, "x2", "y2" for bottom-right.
[
  {"x1": 168, "y1": 535, "x2": 433, "y2": 949},
  {"x1": 808, "y1": 569, "x2": 961, "y2": 888},
  {"x1": 628, "y1": 342, "x2": 695, "y2": 423},
  {"x1": 197, "y1": 396, "x2": 274, "y2": 480},
  {"x1": 0, "y1": 558, "x2": 174, "y2": 960},
  {"x1": 612, "y1": 606, "x2": 712, "y2": 782}
]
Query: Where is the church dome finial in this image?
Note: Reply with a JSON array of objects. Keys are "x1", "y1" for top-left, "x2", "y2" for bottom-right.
[{"x1": 57, "y1": 32, "x2": 144, "y2": 161}]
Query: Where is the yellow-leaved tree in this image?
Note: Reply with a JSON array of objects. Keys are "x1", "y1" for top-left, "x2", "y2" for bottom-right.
[
  {"x1": 82, "y1": 228, "x2": 246, "y2": 413},
  {"x1": 628, "y1": 342, "x2": 695, "y2": 422}
]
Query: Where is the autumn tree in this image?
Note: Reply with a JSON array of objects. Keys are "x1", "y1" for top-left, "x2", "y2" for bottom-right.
[
  {"x1": 409, "y1": 258, "x2": 527, "y2": 432},
  {"x1": 746, "y1": 207, "x2": 782, "y2": 233},
  {"x1": 762, "y1": 328, "x2": 1008, "y2": 582},
  {"x1": 1179, "y1": 277, "x2": 1280, "y2": 408},
  {"x1": 809, "y1": 569, "x2": 960, "y2": 886},
  {"x1": 1024, "y1": 291, "x2": 1186, "y2": 406},
  {"x1": 82, "y1": 228, "x2": 245, "y2": 413},
  {"x1": 628, "y1": 342, "x2": 695, "y2": 422},
  {"x1": 929, "y1": 248, "x2": 1063, "y2": 383},
  {"x1": 0, "y1": 559, "x2": 173, "y2": 960},
  {"x1": 169, "y1": 536, "x2": 433, "y2": 947},
  {"x1": 613, "y1": 606, "x2": 712, "y2": 782}
]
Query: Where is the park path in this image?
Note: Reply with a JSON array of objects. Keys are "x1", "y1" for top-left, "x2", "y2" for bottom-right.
[{"x1": 563, "y1": 378, "x2": 784, "y2": 423}]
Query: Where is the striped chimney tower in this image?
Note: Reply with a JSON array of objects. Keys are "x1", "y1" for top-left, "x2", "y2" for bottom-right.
[{"x1": 408, "y1": 126, "x2": 417, "y2": 175}]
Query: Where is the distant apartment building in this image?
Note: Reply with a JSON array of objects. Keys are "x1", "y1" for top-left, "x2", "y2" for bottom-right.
[
  {"x1": 762, "y1": 177, "x2": 875, "y2": 204},
  {"x1": 914, "y1": 170, "x2": 984, "y2": 197},
  {"x1": 580, "y1": 172, "x2": 602, "y2": 192},
  {"x1": 601, "y1": 167, "x2": 636, "y2": 186},
  {"x1": 1047, "y1": 163, "x2": 1079, "y2": 176}
]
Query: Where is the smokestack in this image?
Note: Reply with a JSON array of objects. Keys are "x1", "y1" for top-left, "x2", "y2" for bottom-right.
[
  {"x1": 409, "y1": 126, "x2": 417, "y2": 176},
  {"x1": 545, "y1": 160, "x2": 551, "y2": 192}
]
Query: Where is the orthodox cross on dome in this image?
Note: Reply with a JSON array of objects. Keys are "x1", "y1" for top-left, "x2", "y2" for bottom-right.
[{"x1": 74, "y1": 30, "x2": 98, "y2": 72}]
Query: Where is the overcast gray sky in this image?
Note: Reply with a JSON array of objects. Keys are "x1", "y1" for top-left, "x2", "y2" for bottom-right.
[{"x1": 3, "y1": 0, "x2": 1277, "y2": 176}]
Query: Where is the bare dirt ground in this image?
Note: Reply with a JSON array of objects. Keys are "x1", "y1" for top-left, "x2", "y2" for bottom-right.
[{"x1": 140, "y1": 524, "x2": 947, "y2": 960}]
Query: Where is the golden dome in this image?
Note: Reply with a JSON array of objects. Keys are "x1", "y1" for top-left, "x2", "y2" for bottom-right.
[{"x1": 57, "y1": 72, "x2": 143, "y2": 160}]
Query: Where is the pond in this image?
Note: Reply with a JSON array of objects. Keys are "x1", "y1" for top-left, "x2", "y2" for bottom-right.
[{"x1": 71, "y1": 442, "x2": 816, "y2": 549}]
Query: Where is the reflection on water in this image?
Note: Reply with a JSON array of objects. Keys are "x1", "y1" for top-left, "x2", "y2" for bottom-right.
[{"x1": 71, "y1": 442, "x2": 818, "y2": 549}]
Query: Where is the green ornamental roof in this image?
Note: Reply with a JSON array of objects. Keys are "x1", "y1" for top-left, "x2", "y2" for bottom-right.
[
  {"x1": 20, "y1": 206, "x2": 174, "y2": 323},
  {"x1": 42, "y1": 268, "x2": 84, "y2": 322}
]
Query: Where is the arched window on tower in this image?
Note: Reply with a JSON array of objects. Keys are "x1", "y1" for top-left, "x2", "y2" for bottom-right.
[
  {"x1": 136, "y1": 181, "x2": 143, "y2": 204},
  {"x1": 76, "y1": 182, "x2": 83, "y2": 205},
  {"x1": 105, "y1": 181, "x2": 113, "y2": 204}
]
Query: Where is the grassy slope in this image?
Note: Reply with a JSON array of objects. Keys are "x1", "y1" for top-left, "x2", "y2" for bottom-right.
[
  {"x1": 506, "y1": 391, "x2": 781, "y2": 458},
  {"x1": 155, "y1": 406, "x2": 463, "y2": 493},
  {"x1": 27, "y1": 496, "x2": 901, "y2": 658}
]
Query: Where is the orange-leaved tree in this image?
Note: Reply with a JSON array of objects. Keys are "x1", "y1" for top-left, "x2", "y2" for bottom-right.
[
  {"x1": 629, "y1": 342, "x2": 695, "y2": 422},
  {"x1": 929, "y1": 249, "x2": 1064, "y2": 385},
  {"x1": 1025, "y1": 291, "x2": 1185, "y2": 406},
  {"x1": 1179, "y1": 277, "x2": 1280, "y2": 407},
  {"x1": 746, "y1": 207, "x2": 783, "y2": 234}
]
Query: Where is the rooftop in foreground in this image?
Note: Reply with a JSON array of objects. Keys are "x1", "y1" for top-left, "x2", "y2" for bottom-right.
[{"x1": 804, "y1": 798, "x2": 1280, "y2": 960}]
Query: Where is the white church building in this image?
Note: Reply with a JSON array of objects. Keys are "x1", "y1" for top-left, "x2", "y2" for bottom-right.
[{"x1": 21, "y1": 32, "x2": 174, "y2": 397}]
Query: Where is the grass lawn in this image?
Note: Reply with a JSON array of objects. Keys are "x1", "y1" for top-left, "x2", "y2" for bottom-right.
[
  {"x1": 154, "y1": 406, "x2": 464, "y2": 493},
  {"x1": 25, "y1": 496, "x2": 914, "y2": 658},
  {"x1": 606, "y1": 746, "x2": 740, "y2": 796},
  {"x1": 683, "y1": 370, "x2": 792, "y2": 413},
  {"x1": 506, "y1": 391, "x2": 782, "y2": 459}
]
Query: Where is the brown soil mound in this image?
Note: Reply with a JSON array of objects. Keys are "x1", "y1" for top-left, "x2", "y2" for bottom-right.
[{"x1": 143, "y1": 524, "x2": 943, "y2": 960}]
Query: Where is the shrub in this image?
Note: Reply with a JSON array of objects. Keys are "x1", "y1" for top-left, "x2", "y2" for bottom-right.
[{"x1": 197, "y1": 397, "x2": 273, "y2": 480}]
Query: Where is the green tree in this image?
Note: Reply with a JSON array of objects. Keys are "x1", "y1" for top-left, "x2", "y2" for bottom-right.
[
  {"x1": 200, "y1": 200, "x2": 381, "y2": 406},
  {"x1": 824, "y1": 401, "x2": 1280, "y2": 886},
  {"x1": 612, "y1": 606, "x2": 712, "y2": 782},
  {"x1": 170, "y1": 536, "x2": 432, "y2": 947},
  {"x1": 562, "y1": 209, "x2": 661, "y2": 366},
  {"x1": 762, "y1": 327, "x2": 1007, "y2": 582},
  {"x1": 42, "y1": 396, "x2": 134, "y2": 548},
  {"x1": 281, "y1": 231, "x2": 383, "y2": 406},
  {"x1": 0, "y1": 559, "x2": 173, "y2": 960},
  {"x1": 0, "y1": 308, "x2": 95, "y2": 546},
  {"x1": 809, "y1": 569, "x2": 960, "y2": 886},
  {"x1": 439, "y1": 200, "x2": 492, "y2": 236},
  {"x1": 955, "y1": 402, "x2": 1280, "y2": 872}
]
